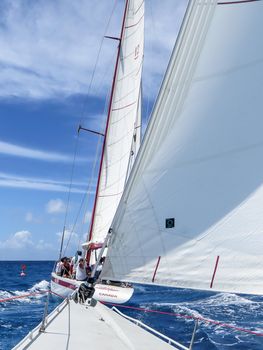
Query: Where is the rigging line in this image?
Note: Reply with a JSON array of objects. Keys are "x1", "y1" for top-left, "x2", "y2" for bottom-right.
[
  {"x1": 92, "y1": 48, "x2": 117, "y2": 97},
  {"x1": 61, "y1": 0, "x2": 118, "y2": 255},
  {"x1": 87, "y1": 0, "x2": 130, "y2": 253},
  {"x1": 80, "y1": 105, "x2": 109, "y2": 242},
  {"x1": 77, "y1": 74, "x2": 112, "y2": 250},
  {"x1": 103, "y1": 303, "x2": 263, "y2": 337},
  {"x1": 63, "y1": 87, "x2": 110, "y2": 255},
  {"x1": 62, "y1": 135, "x2": 79, "y2": 235},
  {"x1": 78, "y1": 0, "x2": 119, "y2": 127},
  {"x1": 63, "y1": 190, "x2": 89, "y2": 255}
]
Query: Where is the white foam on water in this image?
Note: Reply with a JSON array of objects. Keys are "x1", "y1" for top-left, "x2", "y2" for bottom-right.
[
  {"x1": 149, "y1": 293, "x2": 253, "y2": 310},
  {"x1": 29, "y1": 280, "x2": 49, "y2": 293},
  {"x1": 1, "y1": 324, "x2": 12, "y2": 329},
  {"x1": 0, "y1": 290, "x2": 12, "y2": 300},
  {"x1": 199, "y1": 293, "x2": 254, "y2": 307},
  {"x1": 0, "y1": 280, "x2": 50, "y2": 304}
]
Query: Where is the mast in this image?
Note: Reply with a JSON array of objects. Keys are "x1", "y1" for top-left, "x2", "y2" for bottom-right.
[{"x1": 86, "y1": 0, "x2": 129, "y2": 263}]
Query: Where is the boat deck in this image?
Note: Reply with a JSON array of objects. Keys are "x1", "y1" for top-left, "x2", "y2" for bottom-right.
[{"x1": 13, "y1": 298, "x2": 182, "y2": 350}]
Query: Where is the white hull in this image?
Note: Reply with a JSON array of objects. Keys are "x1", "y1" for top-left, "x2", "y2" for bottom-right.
[{"x1": 51, "y1": 272, "x2": 134, "y2": 304}]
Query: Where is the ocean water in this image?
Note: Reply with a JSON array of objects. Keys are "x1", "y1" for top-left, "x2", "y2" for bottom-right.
[{"x1": 1, "y1": 261, "x2": 263, "y2": 350}]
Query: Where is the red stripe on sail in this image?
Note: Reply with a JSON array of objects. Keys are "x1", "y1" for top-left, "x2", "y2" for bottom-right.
[
  {"x1": 210, "y1": 256, "x2": 220, "y2": 288},
  {"x1": 152, "y1": 256, "x2": 161, "y2": 283}
]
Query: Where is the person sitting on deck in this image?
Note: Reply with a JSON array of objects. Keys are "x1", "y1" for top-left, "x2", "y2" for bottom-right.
[
  {"x1": 55, "y1": 258, "x2": 63, "y2": 276},
  {"x1": 61, "y1": 257, "x2": 71, "y2": 278}
]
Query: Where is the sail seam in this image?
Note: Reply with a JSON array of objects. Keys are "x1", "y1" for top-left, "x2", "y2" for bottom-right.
[
  {"x1": 134, "y1": 0, "x2": 144, "y2": 14},
  {"x1": 117, "y1": 60, "x2": 143, "y2": 82},
  {"x1": 113, "y1": 86, "x2": 138, "y2": 104},
  {"x1": 112, "y1": 100, "x2": 137, "y2": 111},
  {"x1": 98, "y1": 191, "x2": 123, "y2": 198},
  {"x1": 110, "y1": 109, "x2": 132, "y2": 124},
  {"x1": 125, "y1": 14, "x2": 144, "y2": 29},
  {"x1": 124, "y1": 21, "x2": 144, "y2": 40}
]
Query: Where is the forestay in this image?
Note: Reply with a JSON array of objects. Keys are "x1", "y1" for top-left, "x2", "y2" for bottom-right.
[
  {"x1": 89, "y1": 0, "x2": 144, "y2": 247},
  {"x1": 101, "y1": 0, "x2": 263, "y2": 295}
]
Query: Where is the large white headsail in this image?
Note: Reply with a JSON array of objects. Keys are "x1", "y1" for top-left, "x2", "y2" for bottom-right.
[
  {"x1": 101, "y1": 0, "x2": 263, "y2": 295},
  {"x1": 88, "y1": 1, "x2": 144, "y2": 253}
]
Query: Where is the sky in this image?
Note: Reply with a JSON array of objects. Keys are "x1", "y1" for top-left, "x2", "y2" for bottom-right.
[{"x1": 0, "y1": 0, "x2": 188, "y2": 260}]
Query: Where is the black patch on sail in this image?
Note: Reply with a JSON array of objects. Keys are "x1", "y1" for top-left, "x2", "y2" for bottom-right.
[{"x1": 165, "y1": 218, "x2": 175, "y2": 229}]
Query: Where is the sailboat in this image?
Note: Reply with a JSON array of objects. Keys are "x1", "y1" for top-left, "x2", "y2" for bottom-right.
[
  {"x1": 13, "y1": 0, "x2": 263, "y2": 348},
  {"x1": 50, "y1": 0, "x2": 144, "y2": 304}
]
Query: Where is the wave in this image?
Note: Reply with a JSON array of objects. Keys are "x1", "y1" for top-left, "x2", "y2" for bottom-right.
[
  {"x1": 29, "y1": 280, "x2": 49, "y2": 293},
  {"x1": 138, "y1": 291, "x2": 263, "y2": 340},
  {"x1": 150, "y1": 292, "x2": 255, "y2": 308},
  {"x1": 197, "y1": 293, "x2": 254, "y2": 307},
  {"x1": 134, "y1": 284, "x2": 148, "y2": 293},
  {"x1": 0, "y1": 280, "x2": 50, "y2": 304}
]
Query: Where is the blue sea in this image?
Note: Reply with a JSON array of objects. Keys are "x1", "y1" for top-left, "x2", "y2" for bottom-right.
[{"x1": 1, "y1": 261, "x2": 263, "y2": 350}]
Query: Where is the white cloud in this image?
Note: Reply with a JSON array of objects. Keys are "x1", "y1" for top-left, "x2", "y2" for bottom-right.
[
  {"x1": 0, "y1": 228, "x2": 82, "y2": 259},
  {"x1": 0, "y1": 230, "x2": 56, "y2": 259},
  {"x1": 0, "y1": 0, "x2": 121, "y2": 99},
  {"x1": 0, "y1": 0, "x2": 187, "y2": 100},
  {"x1": 0, "y1": 140, "x2": 89, "y2": 163},
  {"x1": 0, "y1": 230, "x2": 33, "y2": 249},
  {"x1": 46, "y1": 199, "x2": 66, "y2": 214},
  {"x1": 0, "y1": 171, "x2": 90, "y2": 193}
]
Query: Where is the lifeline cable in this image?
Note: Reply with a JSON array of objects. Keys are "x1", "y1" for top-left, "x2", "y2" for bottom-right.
[
  {"x1": 0, "y1": 290, "x2": 65, "y2": 303},
  {"x1": 102, "y1": 302, "x2": 263, "y2": 338}
]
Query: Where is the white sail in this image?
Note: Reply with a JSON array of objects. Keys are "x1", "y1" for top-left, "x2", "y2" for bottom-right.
[
  {"x1": 101, "y1": 0, "x2": 263, "y2": 295},
  {"x1": 88, "y1": 0, "x2": 144, "y2": 249},
  {"x1": 127, "y1": 85, "x2": 142, "y2": 178}
]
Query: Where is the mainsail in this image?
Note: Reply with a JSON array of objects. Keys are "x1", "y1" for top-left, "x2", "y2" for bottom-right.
[
  {"x1": 101, "y1": 0, "x2": 263, "y2": 295},
  {"x1": 87, "y1": 0, "x2": 144, "y2": 259}
]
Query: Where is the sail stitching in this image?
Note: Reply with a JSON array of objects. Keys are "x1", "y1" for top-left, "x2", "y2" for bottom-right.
[
  {"x1": 125, "y1": 14, "x2": 144, "y2": 29},
  {"x1": 117, "y1": 60, "x2": 143, "y2": 82},
  {"x1": 134, "y1": 0, "x2": 144, "y2": 14},
  {"x1": 112, "y1": 100, "x2": 137, "y2": 111},
  {"x1": 113, "y1": 85, "x2": 138, "y2": 104}
]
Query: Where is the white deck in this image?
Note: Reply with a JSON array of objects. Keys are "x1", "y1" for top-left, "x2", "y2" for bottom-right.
[{"x1": 13, "y1": 298, "x2": 186, "y2": 350}]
